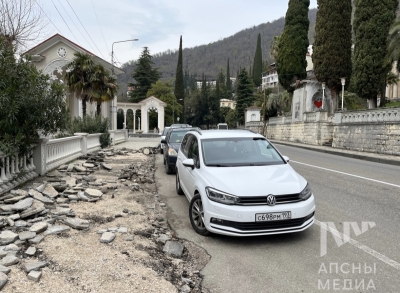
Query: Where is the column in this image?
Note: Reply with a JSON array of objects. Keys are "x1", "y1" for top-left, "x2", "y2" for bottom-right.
[
  {"x1": 141, "y1": 106, "x2": 148, "y2": 133},
  {"x1": 133, "y1": 112, "x2": 136, "y2": 134}
]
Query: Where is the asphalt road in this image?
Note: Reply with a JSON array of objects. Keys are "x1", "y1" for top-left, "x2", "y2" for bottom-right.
[{"x1": 154, "y1": 140, "x2": 400, "y2": 293}]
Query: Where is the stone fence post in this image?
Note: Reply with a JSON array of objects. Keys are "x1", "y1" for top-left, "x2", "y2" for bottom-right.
[
  {"x1": 32, "y1": 138, "x2": 49, "y2": 176},
  {"x1": 334, "y1": 112, "x2": 342, "y2": 124},
  {"x1": 108, "y1": 130, "x2": 116, "y2": 146},
  {"x1": 124, "y1": 129, "x2": 128, "y2": 141},
  {"x1": 74, "y1": 133, "x2": 88, "y2": 155}
]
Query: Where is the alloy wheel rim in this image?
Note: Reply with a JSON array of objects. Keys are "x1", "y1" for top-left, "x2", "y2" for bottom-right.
[{"x1": 192, "y1": 199, "x2": 205, "y2": 229}]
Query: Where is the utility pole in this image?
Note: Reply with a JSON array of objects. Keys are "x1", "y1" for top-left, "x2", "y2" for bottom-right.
[
  {"x1": 110, "y1": 39, "x2": 138, "y2": 130},
  {"x1": 262, "y1": 89, "x2": 267, "y2": 137}
]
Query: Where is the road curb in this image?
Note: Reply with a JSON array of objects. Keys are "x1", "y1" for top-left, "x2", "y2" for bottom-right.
[{"x1": 270, "y1": 140, "x2": 400, "y2": 167}]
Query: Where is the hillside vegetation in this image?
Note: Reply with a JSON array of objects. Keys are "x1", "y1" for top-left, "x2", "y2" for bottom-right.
[{"x1": 117, "y1": 8, "x2": 317, "y2": 99}]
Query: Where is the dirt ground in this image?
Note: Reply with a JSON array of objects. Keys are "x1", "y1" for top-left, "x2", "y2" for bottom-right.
[{"x1": 1, "y1": 150, "x2": 210, "y2": 293}]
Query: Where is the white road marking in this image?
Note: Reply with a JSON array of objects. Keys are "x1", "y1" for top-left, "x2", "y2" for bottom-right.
[
  {"x1": 291, "y1": 160, "x2": 400, "y2": 189},
  {"x1": 315, "y1": 220, "x2": 400, "y2": 270}
]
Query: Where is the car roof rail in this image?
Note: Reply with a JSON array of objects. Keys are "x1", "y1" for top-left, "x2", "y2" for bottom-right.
[{"x1": 190, "y1": 127, "x2": 202, "y2": 135}]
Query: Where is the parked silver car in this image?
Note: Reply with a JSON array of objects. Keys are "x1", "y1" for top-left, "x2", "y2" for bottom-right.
[{"x1": 160, "y1": 127, "x2": 171, "y2": 154}]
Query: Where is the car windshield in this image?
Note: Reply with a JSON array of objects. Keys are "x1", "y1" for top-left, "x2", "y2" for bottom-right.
[
  {"x1": 168, "y1": 130, "x2": 189, "y2": 143},
  {"x1": 201, "y1": 137, "x2": 285, "y2": 166},
  {"x1": 162, "y1": 127, "x2": 170, "y2": 136}
]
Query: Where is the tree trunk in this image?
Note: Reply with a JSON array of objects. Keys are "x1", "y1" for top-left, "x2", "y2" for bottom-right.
[
  {"x1": 96, "y1": 102, "x2": 101, "y2": 116},
  {"x1": 82, "y1": 99, "x2": 86, "y2": 117}
]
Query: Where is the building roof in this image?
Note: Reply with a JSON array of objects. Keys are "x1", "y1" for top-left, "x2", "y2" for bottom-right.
[{"x1": 23, "y1": 34, "x2": 124, "y2": 75}]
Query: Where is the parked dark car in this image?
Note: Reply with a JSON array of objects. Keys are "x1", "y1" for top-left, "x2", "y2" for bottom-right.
[
  {"x1": 159, "y1": 127, "x2": 170, "y2": 154},
  {"x1": 170, "y1": 124, "x2": 192, "y2": 128},
  {"x1": 161, "y1": 127, "x2": 193, "y2": 174}
]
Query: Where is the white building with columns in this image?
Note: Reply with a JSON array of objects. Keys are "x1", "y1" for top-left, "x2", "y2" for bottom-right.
[{"x1": 23, "y1": 34, "x2": 165, "y2": 133}]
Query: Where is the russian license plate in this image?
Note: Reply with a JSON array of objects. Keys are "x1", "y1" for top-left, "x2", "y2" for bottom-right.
[{"x1": 255, "y1": 211, "x2": 291, "y2": 222}]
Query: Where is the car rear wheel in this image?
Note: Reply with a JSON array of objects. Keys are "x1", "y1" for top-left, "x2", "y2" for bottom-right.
[
  {"x1": 189, "y1": 194, "x2": 210, "y2": 236},
  {"x1": 164, "y1": 157, "x2": 173, "y2": 174},
  {"x1": 176, "y1": 171, "x2": 184, "y2": 195}
]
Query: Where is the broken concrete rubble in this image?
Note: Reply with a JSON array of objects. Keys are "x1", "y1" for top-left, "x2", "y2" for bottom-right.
[{"x1": 0, "y1": 146, "x2": 208, "y2": 292}]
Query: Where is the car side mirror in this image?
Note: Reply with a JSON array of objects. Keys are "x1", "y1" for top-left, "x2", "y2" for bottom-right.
[
  {"x1": 161, "y1": 139, "x2": 167, "y2": 144},
  {"x1": 183, "y1": 158, "x2": 195, "y2": 169},
  {"x1": 282, "y1": 155, "x2": 290, "y2": 163}
]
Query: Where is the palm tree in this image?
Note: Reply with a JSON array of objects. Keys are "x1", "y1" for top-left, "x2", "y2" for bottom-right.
[
  {"x1": 267, "y1": 91, "x2": 291, "y2": 115},
  {"x1": 65, "y1": 52, "x2": 95, "y2": 117},
  {"x1": 91, "y1": 64, "x2": 118, "y2": 116}
]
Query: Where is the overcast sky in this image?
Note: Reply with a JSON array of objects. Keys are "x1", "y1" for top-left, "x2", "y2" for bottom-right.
[{"x1": 35, "y1": 0, "x2": 318, "y2": 67}]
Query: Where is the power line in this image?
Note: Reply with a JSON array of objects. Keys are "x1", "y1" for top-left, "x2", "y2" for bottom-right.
[
  {"x1": 65, "y1": 0, "x2": 105, "y2": 59},
  {"x1": 50, "y1": 0, "x2": 79, "y2": 42},
  {"x1": 34, "y1": 0, "x2": 62, "y2": 34},
  {"x1": 91, "y1": 0, "x2": 109, "y2": 53},
  {"x1": 56, "y1": 0, "x2": 97, "y2": 54}
]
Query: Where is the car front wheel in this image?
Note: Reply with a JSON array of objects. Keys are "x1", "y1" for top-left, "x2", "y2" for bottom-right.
[
  {"x1": 164, "y1": 157, "x2": 173, "y2": 174},
  {"x1": 189, "y1": 194, "x2": 210, "y2": 236}
]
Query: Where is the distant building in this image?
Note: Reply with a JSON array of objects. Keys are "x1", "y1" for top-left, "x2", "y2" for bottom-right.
[
  {"x1": 262, "y1": 45, "x2": 314, "y2": 91},
  {"x1": 261, "y1": 63, "x2": 279, "y2": 90},
  {"x1": 245, "y1": 106, "x2": 261, "y2": 122},
  {"x1": 127, "y1": 86, "x2": 134, "y2": 96},
  {"x1": 196, "y1": 77, "x2": 236, "y2": 89},
  {"x1": 220, "y1": 99, "x2": 236, "y2": 109}
]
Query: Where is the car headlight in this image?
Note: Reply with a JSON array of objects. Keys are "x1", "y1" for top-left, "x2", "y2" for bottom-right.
[
  {"x1": 299, "y1": 183, "x2": 312, "y2": 200},
  {"x1": 206, "y1": 187, "x2": 239, "y2": 205},
  {"x1": 168, "y1": 148, "x2": 178, "y2": 156}
]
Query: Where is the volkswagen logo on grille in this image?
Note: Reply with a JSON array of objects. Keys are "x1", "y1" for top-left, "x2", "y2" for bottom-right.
[{"x1": 266, "y1": 194, "x2": 276, "y2": 206}]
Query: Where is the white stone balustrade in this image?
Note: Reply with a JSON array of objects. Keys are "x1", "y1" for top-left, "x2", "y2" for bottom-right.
[
  {"x1": 0, "y1": 150, "x2": 38, "y2": 195},
  {"x1": 335, "y1": 108, "x2": 400, "y2": 124},
  {"x1": 268, "y1": 117, "x2": 284, "y2": 125},
  {"x1": 112, "y1": 130, "x2": 128, "y2": 145},
  {"x1": 304, "y1": 111, "x2": 328, "y2": 122},
  {"x1": 87, "y1": 134, "x2": 102, "y2": 152},
  {"x1": 1, "y1": 129, "x2": 127, "y2": 195}
]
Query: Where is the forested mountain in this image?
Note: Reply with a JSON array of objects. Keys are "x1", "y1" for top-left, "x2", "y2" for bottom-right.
[{"x1": 117, "y1": 8, "x2": 317, "y2": 98}]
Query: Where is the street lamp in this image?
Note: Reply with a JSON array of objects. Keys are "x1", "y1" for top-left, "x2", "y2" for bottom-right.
[
  {"x1": 111, "y1": 39, "x2": 139, "y2": 77},
  {"x1": 110, "y1": 39, "x2": 138, "y2": 130},
  {"x1": 321, "y1": 82, "x2": 326, "y2": 110},
  {"x1": 172, "y1": 99, "x2": 183, "y2": 123},
  {"x1": 340, "y1": 77, "x2": 346, "y2": 111}
]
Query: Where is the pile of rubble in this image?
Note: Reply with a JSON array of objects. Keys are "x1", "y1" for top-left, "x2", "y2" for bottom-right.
[{"x1": 0, "y1": 146, "x2": 209, "y2": 292}]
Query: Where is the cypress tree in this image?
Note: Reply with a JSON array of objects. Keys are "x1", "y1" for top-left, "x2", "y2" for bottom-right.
[
  {"x1": 353, "y1": 0, "x2": 397, "y2": 108},
  {"x1": 235, "y1": 68, "x2": 255, "y2": 125},
  {"x1": 174, "y1": 36, "x2": 185, "y2": 121},
  {"x1": 276, "y1": 0, "x2": 310, "y2": 93},
  {"x1": 129, "y1": 47, "x2": 160, "y2": 103},
  {"x1": 226, "y1": 58, "x2": 231, "y2": 93},
  {"x1": 252, "y1": 33, "x2": 263, "y2": 87},
  {"x1": 313, "y1": 0, "x2": 352, "y2": 113}
]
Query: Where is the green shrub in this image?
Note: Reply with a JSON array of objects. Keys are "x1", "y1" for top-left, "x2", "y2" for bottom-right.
[
  {"x1": 100, "y1": 133, "x2": 112, "y2": 148},
  {"x1": 0, "y1": 36, "x2": 69, "y2": 156},
  {"x1": 69, "y1": 114, "x2": 109, "y2": 134}
]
